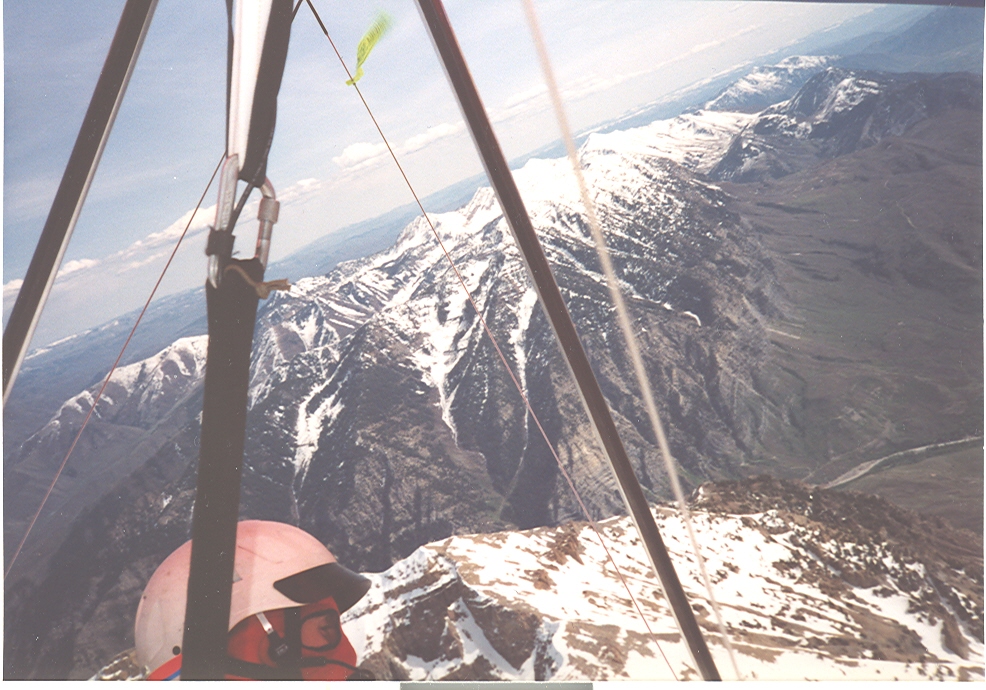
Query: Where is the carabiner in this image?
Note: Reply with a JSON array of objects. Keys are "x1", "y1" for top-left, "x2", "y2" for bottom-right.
[
  {"x1": 255, "y1": 180, "x2": 279, "y2": 268},
  {"x1": 206, "y1": 156, "x2": 280, "y2": 288}
]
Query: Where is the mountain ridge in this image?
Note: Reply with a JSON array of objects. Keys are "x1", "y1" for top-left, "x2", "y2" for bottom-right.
[
  {"x1": 90, "y1": 476, "x2": 985, "y2": 681},
  {"x1": 336, "y1": 476, "x2": 982, "y2": 681},
  {"x1": 3, "y1": 52, "x2": 982, "y2": 678}
]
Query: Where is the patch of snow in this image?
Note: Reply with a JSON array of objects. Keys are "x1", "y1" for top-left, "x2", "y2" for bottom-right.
[
  {"x1": 343, "y1": 506, "x2": 983, "y2": 680},
  {"x1": 681, "y1": 311, "x2": 702, "y2": 327}
]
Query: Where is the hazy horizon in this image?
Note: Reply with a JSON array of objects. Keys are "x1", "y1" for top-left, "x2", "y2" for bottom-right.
[{"x1": 3, "y1": 1, "x2": 927, "y2": 348}]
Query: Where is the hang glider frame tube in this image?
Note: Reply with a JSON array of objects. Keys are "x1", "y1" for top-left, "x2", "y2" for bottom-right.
[
  {"x1": 415, "y1": 0, "x2": 721, "y2": 680},
  {"x1": 1, "y1": 0, "x2": 160, "y2": 405}
]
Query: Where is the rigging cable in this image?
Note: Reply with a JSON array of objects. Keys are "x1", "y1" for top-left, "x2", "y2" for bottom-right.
[
  {"x1": 4, "y1": 153, "x2": 225, "y2": 582},
  {"x1": 521, "y1": 0, "x2": 741, "y2": 678},
  {"x1": 303, "y1": 0, "x2": 678, "y2": 678}
]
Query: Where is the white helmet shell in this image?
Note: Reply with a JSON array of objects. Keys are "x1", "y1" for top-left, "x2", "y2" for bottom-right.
[{"x1": 134, "y1": 520, "x2": 369, "y2": 676}]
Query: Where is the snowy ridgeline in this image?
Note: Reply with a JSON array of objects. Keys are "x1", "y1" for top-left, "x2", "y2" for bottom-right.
[
  {"x1": 28, "y1": 60, "x2": 949, "y2": 458},
  {"x1": 704, "y1": 56, "x2": 836, "y2": 113},
  {"x1": 92, "y1": 478, "x2": 983, "y2": 682},
  {"x1": 343, "y1": 480, "x2": 984, "y2": 681}
]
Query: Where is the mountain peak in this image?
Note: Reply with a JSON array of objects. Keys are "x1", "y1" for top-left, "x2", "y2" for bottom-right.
[
  {"x1": 705, "y1": 55, "x2": 837, "y2": 113},
  {"x1": 710, "y1": 68, "x2": 983, "y2": 181}
]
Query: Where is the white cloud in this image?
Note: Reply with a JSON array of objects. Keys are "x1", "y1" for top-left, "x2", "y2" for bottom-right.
[
  {"x1": 562, "y1": 70, "x2": 647, "y2": 102},
  {"x1": 331, "y1": 122, "x2": 467, "y2": 172},
  {"x1": 56, "y1": 258, "x2": 100, "y2": 279},
  {"x1": 15, "y1": 175, "x2": 346, "y2": 347},
  {"x1": 402, "y1": 122, "x2": 465, "y2": 154},
  {"x1": 4, "y1": 279, "x2": 24, "y2": 298},
  {"x1": 278, "y1": 178, "x2": 323, "y2": 204},
  {"x1": 129, "y1": 204, "x2": 216, "y2": 253},
  {"x1": 3, "y1": 279, "x2": 24, "y2": 319},
  {"x1": 117, "y1": 252, "x2": 168, "y2": 275},
  {"x1": 504, "y1": 84, "x2": 547, "y2": 111},
  {"x1": 332, "y1": 141, "x2": 389, "y2": 169},
  {"x1": 494, "y1": 84, "x2": 549, "y2": 122},
  {"x1": 51, "y1": 181, "x2": 309, "y2": 287}
]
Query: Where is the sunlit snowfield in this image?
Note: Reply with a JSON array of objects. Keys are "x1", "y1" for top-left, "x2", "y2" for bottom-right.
[{"x1": 345, "y1": 495, "x2": 983, "y2": 681}]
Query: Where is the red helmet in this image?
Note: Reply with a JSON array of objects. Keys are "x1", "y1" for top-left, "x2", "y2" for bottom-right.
[{"x1": 134, "y1": 520, "x2": 369, "y2": 677}]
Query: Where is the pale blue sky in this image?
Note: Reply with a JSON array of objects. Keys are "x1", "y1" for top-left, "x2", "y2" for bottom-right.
[{"x1": 4, "y1": 1, "x2": 924, "y2": 346}]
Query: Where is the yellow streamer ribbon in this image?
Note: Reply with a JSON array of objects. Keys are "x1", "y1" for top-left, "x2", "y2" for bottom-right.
[{"x1": 345, "y1": 11, "x2": 393, "y2": 86}]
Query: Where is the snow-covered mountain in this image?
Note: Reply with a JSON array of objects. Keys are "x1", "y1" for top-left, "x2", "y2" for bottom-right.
[
  {"x1": 232, "y1": 118, "x2": 778, "y2": 566},
  {"x1": 704, "y1": 55, "x2": 836, "y2": 114},
  {"x1": 5, "y1": 56, "x2": 982, "y2": 679},
  {"x1": 7, "y1": 101, "x2": 781, "y2": 679},
  {"x1": 342, "y1": 477, "x2": 982, "y2": 681},
  {"x1": 3, "y1": 337, "x2": 209, "y2": 580},
  {"x1": 710, "y1": 68, "x2": 983, "y2": 181},
  {"x1": 90, "y1": 476, "x2": 985, "y2": 681}
]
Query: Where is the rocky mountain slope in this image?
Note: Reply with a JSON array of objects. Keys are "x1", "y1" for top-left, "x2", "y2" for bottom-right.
[
  {"x1": 710, "y1": 68, "x2": 982, "y2": 182},
  {"x1": 4, "y1": 54, "x2": 982, "y2": 678},
  {"x1": 3, "y1": 337, "x2": 208, "y2": 581},
  {"x1": 2, "y1": 289, "x2": 207, "y2": 461},
  {"x1": 93, "y1": 476, "x2": 984, "y2": 681},
  {"x1": 339, "y1": 477, "x2": 983, "y2": 681},
  {"x1": 719, "y1": 102, "x2": 982, "y2": 488}
]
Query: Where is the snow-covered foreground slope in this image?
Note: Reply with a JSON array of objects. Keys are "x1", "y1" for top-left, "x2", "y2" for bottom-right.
[{"x1": 344, "y1": 477, "x2": 983, "y2": 681}]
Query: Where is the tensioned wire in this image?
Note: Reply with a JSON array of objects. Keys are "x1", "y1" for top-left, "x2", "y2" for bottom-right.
[
  {"x1": 3, "y1": 0, "x2": 318, "y2": 581},
  {"x1": 303, "y1": 0, "x2": 680, "y2": 678},
  {"x1": 5, "y1": 0, "x2": 313, "y2": 586},
  {"x1": 4, "y1": 154, "x2": 225, "y2": 582},
  {"x1": 521, "y1": 0, "x2": 742, "y2": 679}
]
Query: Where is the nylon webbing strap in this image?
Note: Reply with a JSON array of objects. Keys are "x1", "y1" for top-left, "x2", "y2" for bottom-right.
[
  {"x1": 182, "y1": 258, "x2": 264, "y2": 679},
  {"x1": 230, "y1": 0, "x2": 294, "y2": 187},
  {"x1": 183, "y1": 1, "x2": 293, "y2": 677}
]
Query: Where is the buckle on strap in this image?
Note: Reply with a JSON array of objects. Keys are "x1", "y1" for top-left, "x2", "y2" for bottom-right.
[{"x1": 255, "y1": 612, "x2": 292, "y2": 663}]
